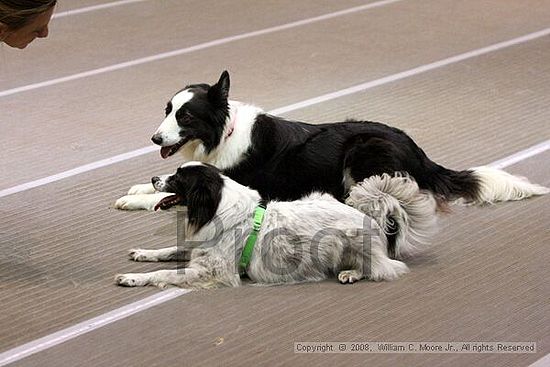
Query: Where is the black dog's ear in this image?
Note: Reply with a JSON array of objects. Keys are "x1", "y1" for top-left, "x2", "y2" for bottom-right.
[
  {"x1": 207, "y1": 70, "x2": 230, "y2": 105},
  {"x1": 184, "y1": 167, "x2": 224, "y2": 234}
]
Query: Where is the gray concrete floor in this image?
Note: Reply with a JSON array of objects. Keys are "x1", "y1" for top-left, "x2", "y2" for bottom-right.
[{"x1": 0, "y1": 0, "x2": 549, "y2": 366}]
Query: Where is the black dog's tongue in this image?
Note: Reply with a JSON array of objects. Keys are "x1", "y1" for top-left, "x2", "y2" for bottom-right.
[
  {"x1": 160, "y1": 147, "x2": 171, "y2": 159},
  {"x1": 154, "y1": 194, "x2": 182, "y2": 211}
]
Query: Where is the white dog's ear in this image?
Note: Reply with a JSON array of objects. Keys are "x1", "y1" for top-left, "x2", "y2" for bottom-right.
[
  {"x1": 186, "y1": 185, "x2": 220, "y2": 233},
  {"x1": 179, "y1": 166, "x2": 224, "y2": 233},
  {"x1": 208, "y1": 70, "x2": 230, "y2": 104}
]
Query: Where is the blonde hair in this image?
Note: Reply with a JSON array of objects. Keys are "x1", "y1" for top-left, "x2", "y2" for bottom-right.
[{"x1": 0, "y1": 0, "x2": 56, "y2": 30}]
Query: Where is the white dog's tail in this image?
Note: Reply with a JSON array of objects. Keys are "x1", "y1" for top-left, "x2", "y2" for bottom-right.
[
  {"x1": 345, "y1": 173, "x2": 438, "y2": 259},
  {"x1": 464, "y1": 166, "x2": 549, "y2": 205}
]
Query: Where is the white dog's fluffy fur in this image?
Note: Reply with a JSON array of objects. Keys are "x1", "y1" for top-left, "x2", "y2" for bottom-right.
[{"x1": 115, "y1": 162, "x2": 437, "y2": 289}]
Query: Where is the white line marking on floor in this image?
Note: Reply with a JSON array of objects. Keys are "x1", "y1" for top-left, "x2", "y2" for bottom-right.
[
  {"x1": 1, "y1": 27, "x2": 549, "y2": 199},
  {"x1": 528, "y1": 353, "x2": 550, "y2": 367},
  {"x1": 0, "y1": 0, "x2": 404, "y2": 98},
  {"x1": 53, "y1": 0, "x2": 150, "y2": 19},
  {"x1": 0, "y1": 289, "x2": 189, "y2": 367},
  {"x1": 269, "y1": 27, "x2": 550, "y2": 115},
  {"x1": 0, "y1": 146, "x2": 157, "y2": 198},
  {"x1": 0, "y1": 140, "x2": 548, "y2": 367},
  {"x1": 488, "y1": 140, "x2": 550, "y2": 169},
  {"x1": 486, "y1": 142, "x2": 549, "y2": 169}
]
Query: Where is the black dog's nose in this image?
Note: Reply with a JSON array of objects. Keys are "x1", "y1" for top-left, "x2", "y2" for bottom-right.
[
  {"x1": 151, "y1": 134, "x2": 163, "y2": 145},
  {"x1": 151, "y1": 176, "x2": 160, "y2": 185}
]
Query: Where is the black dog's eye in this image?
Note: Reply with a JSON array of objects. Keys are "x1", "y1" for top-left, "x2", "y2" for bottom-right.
[
  {"x1": 176, "y1": 109, "x2": 194, "y2": 125},
  {"x1": 165, "y1": 102, "x2": 173, "y2": 116}
]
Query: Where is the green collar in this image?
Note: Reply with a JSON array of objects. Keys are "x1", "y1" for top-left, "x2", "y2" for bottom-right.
[{"x1": 239, "y1": 202, "x2": 267, "y2": 275}]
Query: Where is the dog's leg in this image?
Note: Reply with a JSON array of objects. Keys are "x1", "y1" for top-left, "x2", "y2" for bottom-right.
[
  {"x1": 114, "y1": 192, "x2": 172, "y2": 211},
  {"x1": 367, "y1": 244, "x2": 409, "y2": 281},
  {"x1": 127, "y1": 183, "x2": 156, "y2": 195},
  {"x1": 129, "y1": 246, "x2": 185, "y2": 262},
  {"x1": 342, "y1": 233, "x2": 409, "y2": 283},
  {"x1": 115, "y1": 268, "x2": 203, "y2": 288}
]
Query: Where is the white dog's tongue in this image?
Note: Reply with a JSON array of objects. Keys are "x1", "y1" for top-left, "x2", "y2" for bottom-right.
[
  {"x1": 160, "y1": 147, "x2": 172, "y2": 159},
  {"x1": 154, "y1": 194, "x2": 181, "y2": 211}
]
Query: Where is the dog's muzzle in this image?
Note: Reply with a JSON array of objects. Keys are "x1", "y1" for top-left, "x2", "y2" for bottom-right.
[
  {"x1": 151, "y1": 133, "x2": 163, "y2": 146},
  {"x1": 152, "y1": 176, "x2": 167, "y2": 191}
]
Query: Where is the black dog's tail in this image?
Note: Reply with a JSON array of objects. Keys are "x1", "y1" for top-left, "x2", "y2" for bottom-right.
[
  {"x1": 342, "y1": 133, "x2": 548, "y2": 207},
  {"x1": 427, "y1": 164, "x2": 549, "y2": 205}
]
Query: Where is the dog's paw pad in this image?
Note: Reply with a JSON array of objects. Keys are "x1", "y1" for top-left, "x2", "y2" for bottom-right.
[
  {"x1": 128, "y1": 249, "x2": 158, "y2": 262},
  {"x1": 128, "y1": 184, "x2": 156, "y2": 195},
  {"x1": 338, "y1": 270, "x2": 361, "y2": 284},
  {"x1": 115, "y1": 273, "x2": 147, "y2": 287},
  {"x1": 115, "y1": 274, "x2": 136, "y2": 287},
  {"x1": 114, "y1": 196, "x2": 135, "y2": 210},
  {"x1": 114, "y1": 195, "x2": 155, "y2": 211}
]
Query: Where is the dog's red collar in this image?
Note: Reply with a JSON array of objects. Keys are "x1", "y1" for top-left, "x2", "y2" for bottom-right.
[{"x1": 224, "y1": 110, "x2": 237, "y2": 140}]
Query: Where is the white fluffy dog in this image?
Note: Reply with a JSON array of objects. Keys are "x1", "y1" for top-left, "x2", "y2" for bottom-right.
[{"x1": 115, "y1": 162, "x2": 437, "y2": 289}]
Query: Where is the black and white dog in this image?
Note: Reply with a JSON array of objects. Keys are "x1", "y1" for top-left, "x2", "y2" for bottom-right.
[
  {"x1": 115, "y1": 162, "x2": 437, "y2": 288},
  {"x1": 115, "y1": 71, "x2": 548, "y2": 213}
]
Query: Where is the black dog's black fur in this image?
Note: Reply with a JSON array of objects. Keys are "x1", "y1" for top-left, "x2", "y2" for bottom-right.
[
  {"x1": 156, "y1": 71, "x2": 480, "y2": 205},
  {"x1": 225, "y1": 115, "x2": 479, "y2": 203}
]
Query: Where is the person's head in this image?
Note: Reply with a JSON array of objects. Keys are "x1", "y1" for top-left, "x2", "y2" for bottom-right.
[{"x1": 0, "y1": 0, "x2": 56, "y2": 49}]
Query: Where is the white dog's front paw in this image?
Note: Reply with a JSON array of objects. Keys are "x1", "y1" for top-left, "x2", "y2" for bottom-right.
[
  {"x1": 338, "y1": 270, "x2": 362, "y2": 284},
  {"x1": 128, "y1": 183, "x2": 156, "y2": 195},
  {"x1": 114, "y1": 193, "x2": 171, "y2": 211},
  {"x1": 115, "y1": 273, "x2": 150, "y2": 287},
  {"x1": 115, "y1": 195, "x2": 153, "y2": 211},
  {"x1": 129, "y1": 249, "x2": 159, "y2": 262}
]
